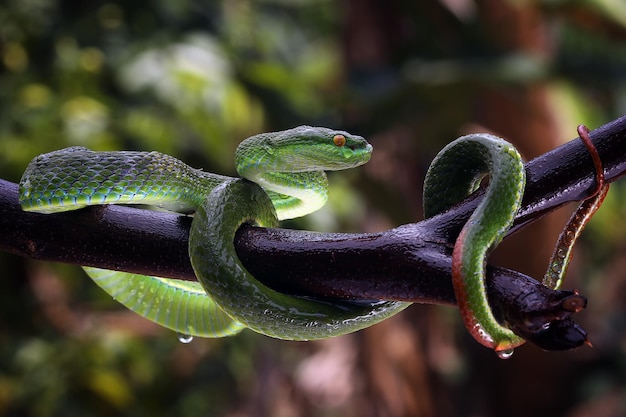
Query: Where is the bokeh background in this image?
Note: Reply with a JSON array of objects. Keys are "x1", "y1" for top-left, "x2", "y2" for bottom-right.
[{"x1": 1, "y1": 1, "x2": 626, "y2": 416}]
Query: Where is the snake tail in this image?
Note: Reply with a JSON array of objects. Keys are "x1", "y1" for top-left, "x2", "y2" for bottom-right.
[
  {"x1": 543, "y1": 125, "x2": 610, "y2": 289},
  {"x1": 424, "y1": 134, "x2": 526, "y2": 354}
]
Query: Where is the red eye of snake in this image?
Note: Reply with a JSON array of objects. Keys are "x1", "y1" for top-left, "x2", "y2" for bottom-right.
[{"x1": 333, "y1": 134, "x2": 346, "y2": 147}]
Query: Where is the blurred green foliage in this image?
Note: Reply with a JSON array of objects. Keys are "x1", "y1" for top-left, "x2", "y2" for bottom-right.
[{"x1": 1, "y1": 1, "x2": 626, "y2": 416}]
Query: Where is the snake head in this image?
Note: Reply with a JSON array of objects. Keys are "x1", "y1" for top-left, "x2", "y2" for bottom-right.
[
  {"x1": 235, "y1": 126, "x2": 373, "y2": 177},
  {"x1": 282, "y1": 125, "x2": 372, "y2": 170}
]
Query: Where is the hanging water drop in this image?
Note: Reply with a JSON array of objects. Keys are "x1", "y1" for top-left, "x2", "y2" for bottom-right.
[
  {"x1": 177, "y1": 333, "x2": 194, "y2": 344},
  {"x1": 496, "y1": 348, "x2": 514, "y2": 359}
]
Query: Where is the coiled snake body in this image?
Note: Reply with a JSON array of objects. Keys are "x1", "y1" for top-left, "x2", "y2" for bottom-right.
[
  {"x1": 19, "y1": 126, "x2": 409, "y2": 340},
  {"x1": 19, "y1": 126, "x2": 604, "y2": 354}
]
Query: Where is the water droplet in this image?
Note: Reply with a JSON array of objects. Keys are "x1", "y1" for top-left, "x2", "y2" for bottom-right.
[
  {"x1": 496, "y1": 348, "x2": 514, "y2": 359},
  {"x1": 177, "y1": 333, "x2": 193, "y2": 344}
]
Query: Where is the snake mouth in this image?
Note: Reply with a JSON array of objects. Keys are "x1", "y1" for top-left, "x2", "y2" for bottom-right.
[{"x1": 340, "y1": 143, "x2": 372, "y2": 166}]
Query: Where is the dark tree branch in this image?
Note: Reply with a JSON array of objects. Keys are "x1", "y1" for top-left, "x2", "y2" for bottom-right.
[
  {"x1": 2, "y1": 116, "x2": 626, "y2": 349},
  {"x1": 3, "y1": 117, "x2": 625, "y2": 286}
]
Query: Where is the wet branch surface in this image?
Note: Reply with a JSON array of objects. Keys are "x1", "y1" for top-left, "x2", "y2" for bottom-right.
[{"x1": 2, "y1": 116, "x2": 626, "y2": 350}]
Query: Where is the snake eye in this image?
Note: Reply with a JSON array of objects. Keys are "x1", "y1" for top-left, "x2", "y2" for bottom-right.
[{"x1": 333, "y1": 134, "x2": 346, "y2": 147}]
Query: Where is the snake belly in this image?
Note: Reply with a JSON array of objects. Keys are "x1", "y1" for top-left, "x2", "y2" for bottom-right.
[
  {"x1": 423, "y1": 134, "x2": 526, "y2": 353},
  {"x1": 19, "y1": 126, "x2": 408, "y2": 339}
]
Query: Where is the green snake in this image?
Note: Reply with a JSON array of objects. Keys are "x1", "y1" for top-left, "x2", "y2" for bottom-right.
[
  {"x1": 19, "y1": 126, "x2": 604, "y2": 352},
  {"x1": 19, "y1": 126, "x2": 409, "y2": 340}
]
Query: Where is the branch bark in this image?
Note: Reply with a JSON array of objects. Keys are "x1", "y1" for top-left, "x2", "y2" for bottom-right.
[{"x1": 1, "y1": 116, "x2": 625, "y2": 349}]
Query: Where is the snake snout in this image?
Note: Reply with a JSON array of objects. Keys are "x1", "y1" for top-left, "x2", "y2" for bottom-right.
[{"x1": 347, "y1": 141, "x2": 371, "y2": 152}]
